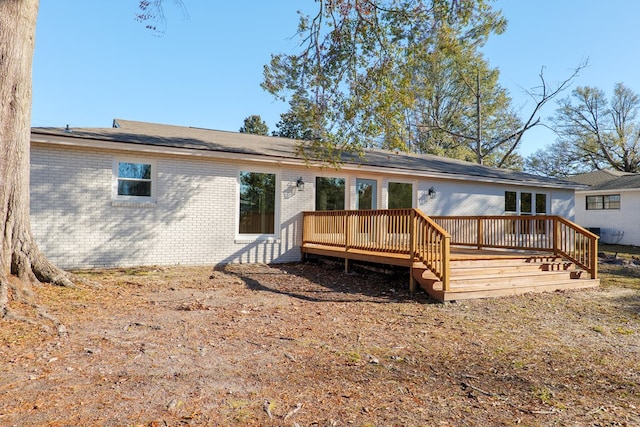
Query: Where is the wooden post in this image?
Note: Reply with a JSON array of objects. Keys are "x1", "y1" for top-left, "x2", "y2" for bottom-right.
[
  {"x1": 590, "y1": 236, "x2": 598, "y2": 279},
  {"x1": 409, "y1": 209, "x2": 417, "y2": 293},
  {"x1": 344, "y1": 211, "x2": 351, "y2": 273},
  {"x1": 552, "y1": 216, "x2": 560, "y2": 257},
  {"x1": 344, "y1": 211, "x2": 351, "y2": 251},
  {"x1": 409, "y1": 267, "x2": 417, "y2": 293},
  {"x1": 442, "y1": 236, "x2": 451, "y2": 292},
  {"x1": 477, "y1": 217, "x2": 483, "y2": 250},
  {"x1": 410, "y1": 209, "x2": 417, "y2": 261}
]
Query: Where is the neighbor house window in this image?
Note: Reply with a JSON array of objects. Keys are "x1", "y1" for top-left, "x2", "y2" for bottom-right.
[
  {"x1": 586, "y1": 194, "x2": 620, "y2": 210},
  {"x1": 239, "y1": 171, "x2": 276, "y2": 234},
  {"x1": 113, "y1": 159, "x2": 155, "y2": 201},
  {"x1": 388, "y1": 182, "x2": 413, "y2": 209},
  {"x1": 316, "y1": 177, "x2": 345, "y2": 211}
]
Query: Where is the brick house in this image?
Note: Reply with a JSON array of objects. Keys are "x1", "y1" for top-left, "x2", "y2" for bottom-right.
[{"x1": 30, "y1": 119, "x2": 583, "y2": 269}]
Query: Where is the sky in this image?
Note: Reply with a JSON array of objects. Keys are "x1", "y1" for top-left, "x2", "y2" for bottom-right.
[{"x1": 32, "y1": 1, "x2": 640, "y2": 157}]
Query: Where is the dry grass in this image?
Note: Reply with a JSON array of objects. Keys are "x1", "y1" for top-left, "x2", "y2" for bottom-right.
[
  {"x1": 599, "y1": 244, "x2": 640, "y2": 292},
  {"x1": 0, "y1": 254, "x2": 638, "y2": 426}
]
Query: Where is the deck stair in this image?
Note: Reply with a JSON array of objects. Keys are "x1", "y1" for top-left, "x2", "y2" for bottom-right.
[{"x1": 413, "y1": 252, "x2": 599, "y2": 302}]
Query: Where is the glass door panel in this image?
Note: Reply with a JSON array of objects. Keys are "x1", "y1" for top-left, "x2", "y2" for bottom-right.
[{"x1": 356, "y1": 179, "x2": 377, "y2": 210}]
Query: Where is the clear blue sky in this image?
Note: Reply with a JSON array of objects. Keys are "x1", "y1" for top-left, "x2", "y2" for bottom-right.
[{"x1": 32, "y1": 1, "x2": 640, "y2": 156}]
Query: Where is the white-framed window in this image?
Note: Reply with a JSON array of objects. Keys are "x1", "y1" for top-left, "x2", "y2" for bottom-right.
[
  {"x1": 388, "y1": 181, "x2": 414, "y2": 209},
  {"x1": 315, "y1": 177, "x2": 346, "y2": 211},
  {"x1": 504, "y1": 190, "x2": 549, "y2": 235},
  {"x1": 112, "y1": 158, "x2": 156, "y2": 202},
  {"x1": 238, "y1": 170, "x2": 279, "y2": 237},
  {"x1": 504, "y1": 191, "x2": 547, "y2": 215}
]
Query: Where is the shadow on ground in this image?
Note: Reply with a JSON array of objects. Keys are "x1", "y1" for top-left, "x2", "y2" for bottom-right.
[{"x1": 221, "y1": 257, "x2": 438, "y2": 305}]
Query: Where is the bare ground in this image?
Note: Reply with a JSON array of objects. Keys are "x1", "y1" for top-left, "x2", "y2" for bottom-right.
[{"x1": 0, "y1": 258, "x2": 639, "y2": 426}]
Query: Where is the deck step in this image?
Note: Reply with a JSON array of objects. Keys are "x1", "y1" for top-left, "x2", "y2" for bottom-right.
[
  {"x1": 430, "y1": 278, "x2": 600, "y2": 301},
  {"x1": 448, "y1": 256, "x2": 561, "y2": 268},
  {"x1": 449, "y1": 262, "x2": 576, "y2": 277},
  {"x1": 446, "y1": 270, "x2": 585, "y2": 287},
  {"x1": 413, "y1": 254, "x2": 598, "y2": 302}
]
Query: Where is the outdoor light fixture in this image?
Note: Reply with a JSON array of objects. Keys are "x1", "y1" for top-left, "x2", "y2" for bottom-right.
[
  {"x1": 428, "y1": 186, "x2": 437, "y2": 199},
  {"x1": 296, "y1": 177, "x2": 305, "y2": 191}
]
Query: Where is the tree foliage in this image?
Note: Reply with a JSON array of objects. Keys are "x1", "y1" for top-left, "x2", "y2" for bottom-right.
[
  {"x1": 550, "y1": 83, "x2": 640, "y2": 173},
  {"x1": 239, "y1": 115, "x2": 269, "y2": 135},
  {"x1": 408, "y1": 45, "x2": 527, "y2": 168},
  {"x1": 262, "y1": 0, "x2": 580, "y2": 168},
  {"x1": 271, "y1": 88, "x2": 319, "y2": 154},
  {"x1": 524, "y1": 140, "x2": 590, "y2": 178},
  {"x1": 263, "y1": 0, "x2": 509, "y2": 164}
]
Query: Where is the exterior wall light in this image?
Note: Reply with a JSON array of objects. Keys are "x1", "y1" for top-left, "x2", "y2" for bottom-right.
[
  {"x1": 428, "y1": 186, "x2": 437, "y2": 199},
  {"x1": 296, "y1": 177, "x2": 305, "y2": 191}
]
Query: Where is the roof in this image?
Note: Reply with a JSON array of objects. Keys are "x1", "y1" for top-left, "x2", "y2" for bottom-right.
[
  {"x1": 567, "y1": 169, "x2": 633, "y2": 186},
  {"x1": 581, "y1": 174, "x2": 640, "y2": 191},
  {"x1": 31, "y1": 119, "x2": 583, "y2": 189}
]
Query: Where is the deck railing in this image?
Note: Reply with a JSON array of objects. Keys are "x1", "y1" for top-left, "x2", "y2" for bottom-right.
[
  {"x1": 413, "y1": 209, "x2": 451, "y2": 290},
  {"x1": 302, "y1": 209, "x2": 451, "y2": 288},
  {"x1": 431, "y1": 215, "x2": 599, "y2": 279}
]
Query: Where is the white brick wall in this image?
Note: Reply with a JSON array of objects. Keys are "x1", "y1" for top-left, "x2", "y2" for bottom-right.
[
  {"x1": 418, "y1": 180, "x2": 575, "y2": 219},
  {"x1": 30, "y1": 144, "x2": 311, "y2": 269},
  {"x1": 30, "y1": 143, "x2": 576, "y2": 269}
]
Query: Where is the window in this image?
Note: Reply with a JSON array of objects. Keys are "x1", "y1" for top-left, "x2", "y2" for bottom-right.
[
  {"x1": 113, "y1": 159, "x2": 155, "y2": 201},
  {"x1": 239, "y1": 171, "x2": 276, "y2": 235},
  {"x1": 316, "y1": 177, "x2": 345, "y2": 211},
  {"x1": 520, "y1": 192, "x2": 532, "y2": 215},
  {"x1": 388, "y1": 182, "x2": 413, "y2": 209},
  {"x1": 586, "y1": 194, "x2": 620, "y2": 210},
  {"x1": 505, "y1": 191, "x2": 547, "y2": 215},
  {"x1": 504, "y1": 191, "x2": 548, "y2": 234},
  {"x1": 536, "y1": 194, "x2": 547, "y2": 214},
  {"x1": 505, "y1": 191, "x2": 517, "y2": 213}
]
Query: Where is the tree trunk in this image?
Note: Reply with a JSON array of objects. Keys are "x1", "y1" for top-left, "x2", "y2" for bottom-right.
[{"x1": 0, "y1": 0, "x2": 71, "y2": 320}]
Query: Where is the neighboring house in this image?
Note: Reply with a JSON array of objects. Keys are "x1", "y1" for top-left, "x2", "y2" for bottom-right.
[
  {"x1": 30, "y1": 119, "x2": 583, "y2": 269},
  {"x1": 570, "y1": 170, "x2": 640, "y2": 246}
]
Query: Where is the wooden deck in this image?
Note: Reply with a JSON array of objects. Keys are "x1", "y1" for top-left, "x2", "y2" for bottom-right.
[{"x1": 301, "y1": 210, "x2": 600, "y2": 302}]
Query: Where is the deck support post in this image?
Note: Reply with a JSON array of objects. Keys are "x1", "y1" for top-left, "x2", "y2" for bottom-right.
[
  {"x1": 442, "y1": 236, "x2": 451, "y2": 292},
  {"x1": 409, "y1": 267, "x2": 417, "y2": 293},
  {"x1": 344, "y1": 258, "x2": 350, "y2": 273}
]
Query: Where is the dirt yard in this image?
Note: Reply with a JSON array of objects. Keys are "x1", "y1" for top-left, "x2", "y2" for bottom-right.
[{"x1": 1, "y1": 257, "x2": 638, "y2": 426}]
